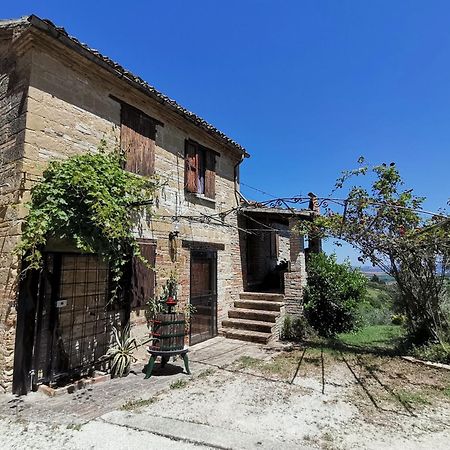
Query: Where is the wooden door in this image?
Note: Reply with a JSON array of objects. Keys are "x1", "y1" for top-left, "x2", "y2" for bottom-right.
[{"x1": 190, "y1": 251, "x2": 217, "y2": 345}]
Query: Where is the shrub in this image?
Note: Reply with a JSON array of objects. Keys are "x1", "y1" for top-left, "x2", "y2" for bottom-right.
[
  {"x1": 412, "y1": 343, "x2": 450, "y2": 365},
  {"x1": 280, "y1": 315, "x2": 312, "y2": 341},
  {"x1": 304, "y1": 253, "x2": 367, "y2": 337}
]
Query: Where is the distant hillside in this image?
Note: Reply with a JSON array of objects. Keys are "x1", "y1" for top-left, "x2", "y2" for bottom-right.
[{"x1": 356, "y1": 266, "x2": 395, "y2": 283}]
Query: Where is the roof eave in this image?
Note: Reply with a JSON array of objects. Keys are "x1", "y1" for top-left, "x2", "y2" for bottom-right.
[{"x1": 25, "y1": 14, "x2": 249, "y2": 158}]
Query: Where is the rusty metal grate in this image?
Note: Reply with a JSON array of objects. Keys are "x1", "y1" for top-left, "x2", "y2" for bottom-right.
[{"x1": 32, "y1": 253, "x2": 126, "y2": 386}]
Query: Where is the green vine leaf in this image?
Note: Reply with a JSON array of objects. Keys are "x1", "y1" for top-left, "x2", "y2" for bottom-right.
[{"x1": 17, "y1": 142, "x2": 163, "y2": 301}]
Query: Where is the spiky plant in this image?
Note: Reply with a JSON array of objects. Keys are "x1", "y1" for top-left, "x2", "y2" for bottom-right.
[{"x1": 106, "y1": 324, "x2": 137, "y2": 378}]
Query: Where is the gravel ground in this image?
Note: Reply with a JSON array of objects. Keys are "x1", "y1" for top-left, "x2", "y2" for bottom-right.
[{"x1": 1, "y1": 339, "x2": 449, "y2": 449}]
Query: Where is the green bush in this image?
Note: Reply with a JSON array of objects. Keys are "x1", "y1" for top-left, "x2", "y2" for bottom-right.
[
  {"x1": 412, "y1": 343, "x2": 450, "y2": 365},
  {"x1": 304, "y1": 253, "x2": 367, "y2": 337},
  {"x1": 280, "y1": 315, "x2": 311, "y2": 341}
]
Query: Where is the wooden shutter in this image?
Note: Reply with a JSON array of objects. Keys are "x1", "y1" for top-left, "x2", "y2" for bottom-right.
[
  {"x1": 130, "y1": 240, "x2": 156, "y2": 309},
  {"x1": 204, "y1": 150, "x2": 216, "y2": 199},
  {"x1": 185, "y1": 141, "x2": 198, "y2": 193},
  {"x1": 121, "y1": 104, "x2": 156, "y2": 177}
]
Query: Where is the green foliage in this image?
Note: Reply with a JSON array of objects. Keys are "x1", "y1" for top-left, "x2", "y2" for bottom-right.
[
  {"x1": 280, "y1": 315, "x2": 312, "y2": 341},
  {"x1": 299, "y1": 160, "x2": 450, "y2": 344},
  {"x1": 391, "y1": 313, "x2": 406, "y2": 325},
  {"x1": 105, "y1": 324, "x2": 137, "y2": 378},
  {"x1": 145, "y1": 271, "x2": 195, "y2": 334},
  {"x1": 411, "y1": 342, "x2": 450, "y2": 364},
  {"x1": 357, "y1": 282, "x2": 395, "y2": 326},
  {"x1": 338, "y1": 325, "x2": 405, "y2": 352},
  {"x1": 17, "y1": 141, "x2": 161, "y2": 299},
  {"x1": 304, "y1": 253, "x2": 367, "y2": 337}
]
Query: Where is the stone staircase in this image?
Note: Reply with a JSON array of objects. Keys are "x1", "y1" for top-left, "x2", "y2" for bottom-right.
[{"x1": 222, "y1": 292, "x2": 284, "y2": 344}]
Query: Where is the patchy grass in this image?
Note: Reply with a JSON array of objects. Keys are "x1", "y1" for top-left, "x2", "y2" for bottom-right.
[
  {"x1": 443, "y1": 387, "x2": 450, "y2": 398},
  {"x1": 170, "y1": 379, "x2": 189, "y2": 390},
  {"x1": 121, "y1": 397, "x2": 158, "y2": 411},
  {"x1": 337, "y1": 325, "x2": 405, "y2": 352},
  {"x1": 196, "y1": 368, "x2": 216, "y2": 379},
  {"x1": 66, "y1": 423, "x2": 82, "y2": 431},
  {"x1": 235, "y1": 352, "x2": 313, "y2": 380},
  {"x1": 396, "y1": 389, "x2": 431, "y2": 406},
  {"x1": 234, "y1": 354, "x2": 294, "y2": 378},
  {"x1": 234, "y1": 356, "x2": 265, "y2": 370}
]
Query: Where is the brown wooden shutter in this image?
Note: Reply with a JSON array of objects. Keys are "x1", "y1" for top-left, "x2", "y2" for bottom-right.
[
  {"x1": 204, "y1": 150, "x2": 216, "y2": 199},
  {"x1": 130, "y1": 240, "x2": 156, "y2": 309},
  {"x1": 121, "y1": 104, "x2": 156, "y2": 177},
  {"x1": 185, "y1": 141, "x2": 198, "y2": 193}
]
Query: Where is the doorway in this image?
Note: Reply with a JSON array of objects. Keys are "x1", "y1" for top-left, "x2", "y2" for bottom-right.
[{"x1": 189, "y1": 250, "x2": 217, "y2": 345}]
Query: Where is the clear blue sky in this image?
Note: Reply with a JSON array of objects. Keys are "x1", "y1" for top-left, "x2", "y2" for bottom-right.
[{"x1": 4, "y1": 1, "x2": 450, "y2": 264}]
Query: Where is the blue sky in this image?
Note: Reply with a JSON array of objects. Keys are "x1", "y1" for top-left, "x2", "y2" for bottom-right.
[{"x1": 4, "y1": 1, "x2": 450, "y2": 264}]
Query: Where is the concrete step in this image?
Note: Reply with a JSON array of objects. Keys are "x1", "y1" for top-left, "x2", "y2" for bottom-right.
[
  {"x1": 223, "y1": 328, "x2": 271, "y2": 344},
  {"x1": 222, "y1": 318, "x2": 274, "y2": 333},
  {"x1": 239, "y1": 292, "x2": 284, "y2": 302},
  {"x1": 234, "y1": 299, "x2": 283, "y2": 312},
  {"x1": 228, "y1": 308, "x2": 278, "y2": 323}
]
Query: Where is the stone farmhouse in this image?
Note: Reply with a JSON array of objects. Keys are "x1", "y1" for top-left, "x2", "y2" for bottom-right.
[{"x1": 0, "y1": 16, "x2": 318, "y2": 394}]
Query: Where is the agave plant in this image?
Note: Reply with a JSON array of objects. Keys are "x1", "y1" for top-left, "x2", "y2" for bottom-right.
[{"x1": 105, "y1": 324, "x2": 137, "y2": 378}]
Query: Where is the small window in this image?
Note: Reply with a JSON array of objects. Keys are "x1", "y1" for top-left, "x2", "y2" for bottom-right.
[{"x1": 185, "y1": 140, "x2": 216, "y2": 199}]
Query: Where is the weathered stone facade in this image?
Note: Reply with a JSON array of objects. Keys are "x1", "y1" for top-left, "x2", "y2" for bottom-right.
[
  {"x1": 0, "y1": 18, "x2": 249, "y2": 391},
  {"x1": 0, "y1": 16, "x2": 312, "y2": 392},
  {"x1": 0, "y1": 22, "x2": 33, "y2": 392}
]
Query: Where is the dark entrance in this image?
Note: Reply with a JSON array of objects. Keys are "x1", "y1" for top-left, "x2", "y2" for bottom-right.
[
  {"x1": 189, "y1": 250, "x2": 217, "y2": 345},
  {"x1": 16, "y1": 253, "x2": 126, "y2": 391}
]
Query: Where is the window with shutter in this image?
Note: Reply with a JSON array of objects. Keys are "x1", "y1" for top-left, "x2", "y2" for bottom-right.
[
  {"x1": 185, "y1": 141, "x2": 198, "y2": 193},
  {"x1": 184, "y1": 140, "x2": 216, "y2": 199},
  {"x1": 204, "y1": 150, "x2": 216, "y2": 199},
  {"x1": 130, "y1": 240, "x2": 156, "y2": 309},
  {"x1": 121, "y1": 103, "x2": 156, "y2": 177}
]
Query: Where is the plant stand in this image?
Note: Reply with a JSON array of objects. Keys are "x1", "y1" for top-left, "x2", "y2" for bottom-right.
[{"x1": 144, "y1": 347, "x2": 190, "y2": 379}]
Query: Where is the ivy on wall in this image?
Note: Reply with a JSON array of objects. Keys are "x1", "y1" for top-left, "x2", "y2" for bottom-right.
[{"x1": 17, "y1": 141, "x2": 162, "y2": 299}]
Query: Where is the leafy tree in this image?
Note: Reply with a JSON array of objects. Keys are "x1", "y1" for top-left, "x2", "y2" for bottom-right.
[
  {"x1": 17, "y1": 141, "x2": 162, "y2": 299},
  {"x1": 302, "y1": 160, "x2": 450, "y2": 344},
  {"x1": 304, "y1": 253, "x2": 367, "y2": 337}
]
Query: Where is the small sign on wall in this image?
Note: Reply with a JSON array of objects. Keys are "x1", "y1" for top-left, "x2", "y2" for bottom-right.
[{"x1": 56, "y1": 300, "x2": 68, "y2": 308}]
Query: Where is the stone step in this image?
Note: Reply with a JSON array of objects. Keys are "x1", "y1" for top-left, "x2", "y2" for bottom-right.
[
  {"x1": 222, "y1": 318, "x2": 274, "y2": 333},
  {"x1": 228, "y1": 308, "x2": 278, "y2": 323},
  {"x1": 239, "y1": 292, "x2": 284, "y2": 302},
  {"x1": 234, "y1": 299, "x2": 283, "y2": 312},
  {"x1": 222, "y1": 328, "x2": 271, "y2": 344}
]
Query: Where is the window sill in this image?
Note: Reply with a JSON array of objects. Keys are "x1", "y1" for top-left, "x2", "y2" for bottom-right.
[{"x1": 186, "y1": 192, "x2": 216, "y2": 206}]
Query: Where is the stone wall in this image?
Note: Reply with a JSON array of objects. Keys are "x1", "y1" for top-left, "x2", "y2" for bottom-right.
[
  {"x1": 284, "y1": 218, "x2": 307, "y2": 316},
  {"x1": 0, "y1": 31, "x2": 31, "y2": 392},
  {"x1": 1, "y1": 29, "x2": 245, "y2": 390}
]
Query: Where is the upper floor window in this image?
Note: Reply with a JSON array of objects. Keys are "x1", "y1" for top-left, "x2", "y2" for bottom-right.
[
  {"x1": 120, "y1": 103, "x2": 156, "y2": 177},
  {"x1": 185, "y1": 140, "x2": 216, "y2": 199}
]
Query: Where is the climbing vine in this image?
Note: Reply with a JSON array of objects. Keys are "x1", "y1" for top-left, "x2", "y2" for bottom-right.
[{"x1": 17, "y1": 140, "x2": 162, "y2": 299}]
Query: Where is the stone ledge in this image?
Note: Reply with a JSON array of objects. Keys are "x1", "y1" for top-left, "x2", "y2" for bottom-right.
[
  {"x1": 401, "y1": 356, "x2": 450, "y2": 371},
  {"x1": 37, "y1": 371, "x2": 111, "y2": 397}
]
